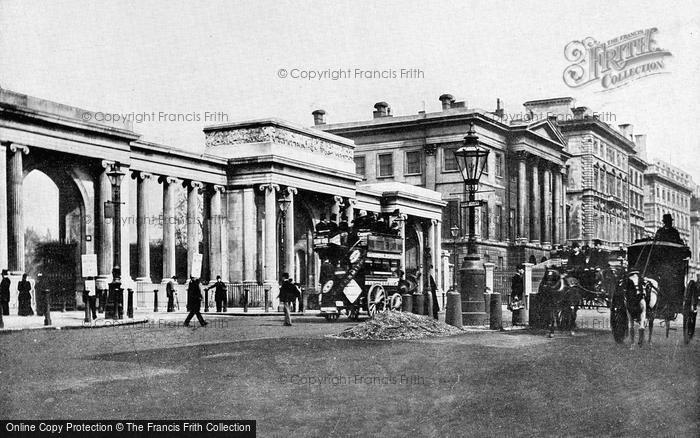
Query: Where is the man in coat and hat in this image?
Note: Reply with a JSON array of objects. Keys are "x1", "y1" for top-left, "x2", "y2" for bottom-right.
[
  {"x1": 655, "y1": 213, "x2": 684, "y2": 244},
  {"x1": 0, "y1": 269, "x2": 10, "y2": 316},
  {"x1": 279, "y1": 272, "x2": 300, "y2": 326},
  {"x1": 184, "y1": 277, "x2": 207, "y2": 327}
]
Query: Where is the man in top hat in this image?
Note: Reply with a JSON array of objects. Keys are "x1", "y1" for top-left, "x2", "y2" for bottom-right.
[
  {"x1": 655, "y1": 213, "x2": 684, "y2": 244},
  {"x1": 166, "y1": 275, "x2": 178, "y2": 312},
  {"x1": 0, "y1": 269, "x2": 10, "y2": 316},
  {"x1": 567, "y1": 243, "x2": 586, "y2": 271},
  {"x1": 588, "y1": 239, "x2": 609, "y2": 268}
]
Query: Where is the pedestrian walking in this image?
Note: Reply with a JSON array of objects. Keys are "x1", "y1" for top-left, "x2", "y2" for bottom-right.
[
  {"x1": 429, "y1": 265, "x2": 439, "y2": 320},
  {"x1": 206, "y1": 275, "x2": 228, "y2": 312},
  {"x1": 0, "y1": 269, "x2": 10, "y2": 316},
  {"x1": 184, "y1": 277, "x2": 207, "y2": 327},
  {"x1": 166, "y1": 275, "x2": 177, "y2": 312},
  {"x1": 279, "y1": 273, "x2": 300, "y2": 326},
  {"x1": 17, "y1": 273, "x2": 34, "y2": 316}
]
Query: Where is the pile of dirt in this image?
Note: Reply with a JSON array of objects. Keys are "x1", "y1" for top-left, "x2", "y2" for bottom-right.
[{"x1": 334, "y1": 311, "x2": 464, "y2": 340}]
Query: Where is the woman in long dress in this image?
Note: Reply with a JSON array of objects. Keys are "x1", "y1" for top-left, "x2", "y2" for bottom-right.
[{"x1": 18, "y1": 274, "x2": 34, "y2": 316}]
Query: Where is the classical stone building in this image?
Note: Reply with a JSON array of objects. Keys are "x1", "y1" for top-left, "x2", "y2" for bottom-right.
[
  {"x1": 522, "y1": 98, "x2": 648, "y2": 250},
  {"x1": 643, "y1": 159, "x2": 694, "y2": 244},
  {"x1": 689, "y1": 183, "x2": 700, "y2": 279},
  {"x1": 314, "y1": 95, "x2": 570, "y2": 269},
  {"x1": 0, "y1": 89, "x2": 444, "y2": 312}
]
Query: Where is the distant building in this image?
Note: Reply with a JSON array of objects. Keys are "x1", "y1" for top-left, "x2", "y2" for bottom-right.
[
  {"x1": 643, "y1": 159, "x2": 693, "y2": 244},
  {"x1": 314, "y1": 95, "x2": 570, "y2": 269},
  {"x1": 522, "y1": 98, "x2": 648, "y2": 250},
  {"x1": 687, "y1": 183, "x2": 700, "y2": 279}
]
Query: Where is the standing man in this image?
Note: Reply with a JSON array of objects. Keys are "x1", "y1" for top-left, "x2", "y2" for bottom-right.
[
  {"x1": 206, "y1": 275, "x2": 228, "y2": 312},
  {"x1": 0, "y1": 270, "x2": 10, "y2": 316},
  {"x1": 166, "y1": 275, "x2": 177, "y2": 312},
  {"x1": 279, "y1": 272, "x2": 299, "y2": 326},
  {"x1": 184, "y1": 277, "x2": 207, "y2": 327},
  {"x1": 428, "y1": 265, "x2": 439, "y2": 320},
  {"x1": 84, "y1": 276, "x2": 97, "y2": 320}
]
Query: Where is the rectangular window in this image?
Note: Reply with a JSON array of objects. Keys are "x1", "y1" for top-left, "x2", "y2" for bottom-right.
[
  {"x1": 378, "y1": 153, "x2": 393, "y2": 177},
  {"x1": 405, "y1": 150, "x2": 422, "y2": 175},
  {"x1": 509, "y1": 208, "x2": 516, "y2": 241},
  {"x1": 483, "y1": 153, "x2": 489, "y2": 174},
  {"x1": 495, "y1": 205, "x2": 503, "y2": 240},
  {"x1": 443, "y1": 146, "x2": 459, "y2": 171},
  {"x1": 481, "y1": 204, "x2": 489, "y2": 240},
  {"x1": 496, "y1": 153, "x2": 504, "y2": 178},
  {"x1": 442, "y1": 199, "x2": 460, "y2": 239},
  {"x1": 354, "y1": 156, "x2": 366, "y2": 177}
]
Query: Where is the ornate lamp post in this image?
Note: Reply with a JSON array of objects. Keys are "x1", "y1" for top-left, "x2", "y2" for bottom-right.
[
  {"x1": 445, "y1": 224, "x2": 463, "y2": 328},
  {"x1": 106, "y1": 162, "x2": 125, "y2": 319},
  {"x1": 453, "y1": 122, "x2": 490, "y2": 326}
]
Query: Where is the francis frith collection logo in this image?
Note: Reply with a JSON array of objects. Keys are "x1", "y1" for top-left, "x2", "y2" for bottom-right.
[{"x1": 563, "y1": 28, "x2": 672, "y2": 91}]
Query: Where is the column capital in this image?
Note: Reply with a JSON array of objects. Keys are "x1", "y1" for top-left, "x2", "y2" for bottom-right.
[
  {"x1": 431, "y1": 218, "x2": 439, "y2": 226},
  {"x1": 514, "y1": 151, "x2": 529, "y2": 162},
  {"x1": 212, "y1": 184, "x2": 226, "y2": 193},
  {"x1": 424, "y1": 143, "x2": 437, "y2": 156},
  {"x1": 101, "y1": 160, "x2": 115, "y2": 170},
  {"x1": 345, "y1": 198, "x2": 357, "y2": 207},
  {"x1": 284, "y1": 187, "x2": 298, "y2": 197},
  {"x1": 333, "y1": 195, "x2": 344, "y2": 205},
  {"x1": 8, "y1": 143, "x2": 29, "y2": 155},
  {"x1": 184, "y1": 180, "x2": 204, "y2": 190},
  {"x1": 158, "y1": 176, "x2": 181, "y2": 185},
  {"x1": 131, "y1": 170, "x2": 152, "y2": 180},
  {"x1": 258, "y1": 183, "x2": 280, "y2": 193}
]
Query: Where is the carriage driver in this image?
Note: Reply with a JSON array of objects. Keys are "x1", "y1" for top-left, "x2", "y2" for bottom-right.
[{"x1": 655, "y1": 213, "x2": 684, "y2": 244}]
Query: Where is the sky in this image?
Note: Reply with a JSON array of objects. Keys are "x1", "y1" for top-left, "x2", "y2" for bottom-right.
[{"x1": 2, "y1": 0, "x2": 699, "y2": 233}]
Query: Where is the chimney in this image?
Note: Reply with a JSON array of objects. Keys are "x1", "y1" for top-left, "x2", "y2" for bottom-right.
[
  {"x1": 373, "y1": 101, "x2": 391, "y2": 118},
  {"x1": 634, "y1": 134, "x2": 647, "y2": 160},
  {"x1": 439, "y1": 93, "x2": 455, "y2": 110},
  {"x1": 312, "y1": 109, "x2": 326, "y2": 125},
  {"x1": 618, "y1": 123, "x2": 634, "y2": 141},
  {"x1": 494, "y1": 98, "x2": 504, "y2": 118},
  {"x1": 572, "y1": 106, "x2": 591, "y2": 119}
]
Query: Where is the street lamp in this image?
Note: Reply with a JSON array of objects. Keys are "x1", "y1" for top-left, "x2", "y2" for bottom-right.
[
  {"x1": 106, "y1": 162, "x2": 125, "y2": 319},
  {"x1": 454, "y1": 122, "x2": 490, "y2": 254},
  {"x1": 452, "y1": 122, "x2": 490, "y2": 326}
]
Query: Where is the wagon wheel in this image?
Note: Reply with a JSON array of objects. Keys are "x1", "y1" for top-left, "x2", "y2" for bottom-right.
[
  {"x1": 683, "y1": 281, "x2": 698, "y2": 344},
  {"x1": 367, "y1": 285, "x2": 386, "y2": 318},
  {"x1": 389, "y1": 293, "x2": 402, "y2": 311},
  {"x1": 610, "y1": 305, "x2": 628, "y2": 344}
]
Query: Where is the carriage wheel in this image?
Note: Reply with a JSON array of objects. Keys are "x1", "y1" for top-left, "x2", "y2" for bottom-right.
[
  {"x1": 683, "y1": 282, "x2": 698, "y2": 344},
  {"x1": 389, "y1": 293, "x2": 402, "y2": 311},
  {"x1": 610, "y1": 306, "x2": 628, "y2": 344},
  {"x1": 367, "y1": 285, "x2": 386, "y2": 318}
]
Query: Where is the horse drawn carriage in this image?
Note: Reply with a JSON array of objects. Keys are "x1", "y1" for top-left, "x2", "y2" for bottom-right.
[
  {"x1": 610, "y1": 239, "x2": 698, "y2": 344},
  {"x1": 314, "y1": 230, "x2": 405, "y2": 321}
]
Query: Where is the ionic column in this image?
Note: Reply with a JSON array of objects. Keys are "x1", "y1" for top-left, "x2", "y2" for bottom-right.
[
  {"x1": 429, "y1": 219, "x2": 440, "y2": 289},
  {"x1": 284, "y1": 187, "x2": 297, "y2": 278},
  {"x1": 435, "y1": 220, "x2": 442, "y2": 291},
  {"x1": 134, "y1": 171, "x2": 152, "y2": 282},
  {"x1": 344, "y1": 198, "x2": 356, "y2": 225},
  {"x1": 209, "y1": 185, "x2": 226, "y2": 281},
  {"x1": 242, "y1": 188, "x2": 256, "y2": 283},
  {"x1": 331, "y1": 196, "x2": 343, "y2": 223},
  {"x1": 530, "y1": 157, "x2": 540, "y2": 243},
  {"x1": 260, "y1": 184, "x2": 280, "y2": 307},
  {"x1": 517, "y1": 154, "x2": 527, "y2": 241},
  {"x1": 186, "y1": 181, "x2": 203, "y2": 278},
  {"x1": 7, "y1": 144, "x2": 28, "y2": 274},
  {"x1": 0, "y1": 142, "x2": 9, "y2": 271},
  {"x1": 161, "y1": 176, "x2": 179, "y2": 281},
  {"x1": 553, "y1": 169, "x2": 563, "y2": 245},
  {"x1": 543, "y1": 166, "x2": 552, "y2": 246},
  {"x1": 97, "y1": 161, "x2": 114, "y2": 279}
]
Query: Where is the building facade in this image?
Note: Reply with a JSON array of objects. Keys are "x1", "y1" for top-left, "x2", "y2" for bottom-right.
[
  {"x1": 0, "y1": 89, "x2": 444, "y2": 312},
  {"x1": 315, "y1": 95, "x2": 570, "y2": 270},
  {"x1": 689, "y1": 183, "x2": 700, "y2": 279},
  {"x1": 522, "y1": 98, "x2": 648, "y2": 250},
  {"x1": 643, "y1": 159, "x2": 693, "y2": 244}
]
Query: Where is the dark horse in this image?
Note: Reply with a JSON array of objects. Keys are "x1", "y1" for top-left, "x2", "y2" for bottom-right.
[
  {"x1": 612, "y1": 270, "x2": 659, "y2": 347},
  {"x1": 537, "y1": 268, "x2": 583, "y2": 338},
  {"x1": 577, "y1": 267, "x2": 617, "y2": 309}
]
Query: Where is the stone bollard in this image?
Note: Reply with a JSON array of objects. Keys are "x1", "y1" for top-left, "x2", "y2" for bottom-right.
[
  {"x1": 204, "y1": 287, "x2": 210, "y2": 312},
  {"x1": 83, "y1": 291, "x2": 92, "y2": 324},
  {"x1": 401, "y1": 294, "x2": 412, "y2": 313},
  {"x1": 44, "y1": 290, "x2": 52, "y2": 326},
  {"x1": 523, "y1": 263, "x2": 533, "y2": 326},
  {"x1": 243, "y1": 288, "x2": 249, "y2": 313},
  {"x1": 127, "y1": 289, "x2": 134, "y2": 318},
  {"x1": 490, "y1": 293, "x2": 503, "y2": 330},
  {"x1": 154, "y1": 289, "x2": 159, "y2": 312},
  {"x1": 483, "y1": 290, "x2": 491, "y2": 324},
  {"x1": 264, "y1": 286, "x2": 270, "y2": 313},
  {"x1": 412, "y1": 293, "x2": 424, "y2": 315},
  {"x1": 426, "y1": 293, "x2": 434, "y2": 318},
  {"x1": 445, "y1": 289, "x2": 463, "y2": 328}
]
